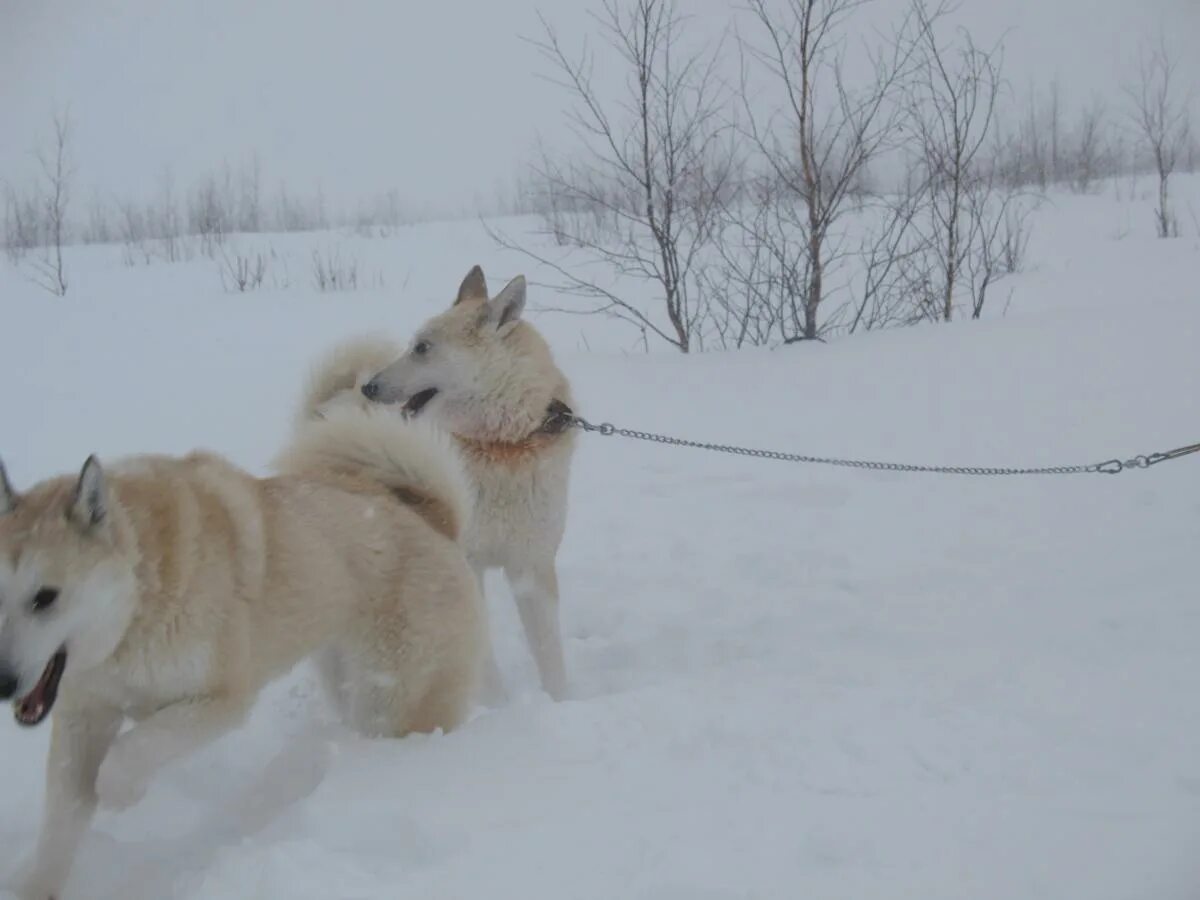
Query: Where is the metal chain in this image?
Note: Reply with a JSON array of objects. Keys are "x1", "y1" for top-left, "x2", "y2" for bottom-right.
[{"x1": 567, "y1": 416, "x2": 1200, "y2": 477}]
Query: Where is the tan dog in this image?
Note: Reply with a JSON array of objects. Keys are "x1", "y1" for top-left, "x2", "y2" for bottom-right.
[
  {"x1": 0, "y1": 408, "x2": 482, "y2": 900},
  {"x1": 301, "y1": 265, "x2": 576, "y2": 701}
]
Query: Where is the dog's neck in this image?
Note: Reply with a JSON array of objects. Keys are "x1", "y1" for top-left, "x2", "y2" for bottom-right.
[
  {"x1": 452, "y1": 399, "x2": 575, "y2": 465},
  {"x1": 437, "y1": 365, "x2": 574, "y2": 441}
]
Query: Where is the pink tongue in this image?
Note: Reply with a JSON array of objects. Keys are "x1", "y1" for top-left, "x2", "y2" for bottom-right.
[{"x1": 17, "y1": 692, "x2": 45, "y2": 722}]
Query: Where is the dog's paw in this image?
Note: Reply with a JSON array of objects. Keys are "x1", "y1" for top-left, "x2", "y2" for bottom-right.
[{"x1": 95, "y1": 749, "x2": 149, "y2": 811}]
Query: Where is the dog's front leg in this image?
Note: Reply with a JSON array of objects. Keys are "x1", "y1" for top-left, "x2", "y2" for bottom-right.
[
  {"x1": 505, "y1": 558, "x2": 568, "y2": 701},
  {"x1": 12, "y1": 703, "x2": 122, "y2": 900},
  {"x1": 473, "y1": 564, "x2": 508, "y2": 706},
  {"x1": 95, "y1": 692, "x2": 250, "y2": 812}
]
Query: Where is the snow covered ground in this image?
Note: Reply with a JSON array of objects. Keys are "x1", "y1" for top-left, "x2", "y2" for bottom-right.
[{"x1": 1, "y1": 180, "x2": 1199, "y2": 899}]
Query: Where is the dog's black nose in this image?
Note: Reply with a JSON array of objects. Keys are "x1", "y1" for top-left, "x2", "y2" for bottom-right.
[
  {"x1": 0, "y1": 668, "x2": 18, "y2": 701},
  {"x1": 361, "y1": 381, "x2": 379, "y2": 400}
]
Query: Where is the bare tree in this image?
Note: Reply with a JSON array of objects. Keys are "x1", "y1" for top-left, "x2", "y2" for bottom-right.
[
  {"x1": 2, "y1": 188, "x2": 20, "y2": 264},
  {"x1": 311, "y1": 247, "x2": 380, "y2": 291},
  {"x1": 81, "y1": 190, "x2": 115, "y2": 245},
  {"x1": 700, "y1": 178, "x2": 805, "y2": 347},
  {"x1": 846, "y1": 174, "x2": 928, "y2": 334},
  {"x1": 1047, "y1": 77, "x2": 1063, "y2": 183},
  {"x1": 963, "y1": 174, "x2": 1034, "y2": 319},
  {"x1": 273, "y1": 182, "x2": 330, "y2": 234},
  {"x1": 735, "y1": 0, "x2": 929, "y2": 342},
  {"x1": 1069, "y1": 98, "x2": 1108, "y2": 194},
  {"x1": 3, "y1": 184, "x2": 41, "y2": 264},
  {"x1": 238, "y1": 153, "x2": 263, "y2": 233},
  {"x1": 152, "y1": 168, "x2": 187, "y2": 263},
  {"x1": 189, "y1": 173, "x2": 229, "y2": 257},
  {"x1": 29, "y1": 111, "x2": 73, "y2": 295},
  {"x1": 218, "y1": 245, "x2": 268, "y2": 292},
  {"x1": 489, "y1": 0, "x2": 735, "y2": 352},
  {"x1": 1124, "y1": 37, "x2": 1191, "y2": 238},
  {"x1": 906, "y1": 0, "x2": 1002, "y2": 321}
]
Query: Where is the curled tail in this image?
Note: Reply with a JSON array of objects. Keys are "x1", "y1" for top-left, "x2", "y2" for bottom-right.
[
  {"x1": 295, "y1": 335, "x2": 403, "y2": 429},
  {"x1": 277, "y1": 406, "x2": 472, "y2": 542}
]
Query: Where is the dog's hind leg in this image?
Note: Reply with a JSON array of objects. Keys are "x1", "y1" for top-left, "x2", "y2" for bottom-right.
[
  {"x1": 14, "y1": 702, "x2": 122, "y2": 900},
  {"x1": 505, "y1": 556, "x2": 568, "y2": 701},
  {"x1": 406, "y1": 658, "x2": 479, "y2": 735},
  {"x1": 342, "y1": 663, "x2": 415, "y2": 738},
  {"x1": 344, "y1": 644, "x2": 478, "y2": 738}
]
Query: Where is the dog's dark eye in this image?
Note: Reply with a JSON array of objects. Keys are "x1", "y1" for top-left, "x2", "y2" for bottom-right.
[
  {"x1": 31, "y1": 588, "x2": 59, "y2": 612},
  {"x1": 413, "y1": 340, "x2": 431, "y2": 356}
]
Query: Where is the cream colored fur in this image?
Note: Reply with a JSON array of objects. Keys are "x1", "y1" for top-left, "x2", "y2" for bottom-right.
[
  {"x1": 295, "y1": 335, "x2": 402, "y2": 431},
  {"x1": 299, "y1": 265, "x2": 577, "y2": 701},
  {"x1": 279, "y1": 405, "x2": 474, "y2": 542},
  {"x1": 0, "y1": 413, "x2": 482, "y2": 900}
]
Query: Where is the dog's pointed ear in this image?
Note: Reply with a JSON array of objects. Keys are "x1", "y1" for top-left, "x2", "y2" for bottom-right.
[
  {"x1": 68, "y1": 455, "x2": 109, "y2": 532},
  {"x1": 0, "y1": 458, "x2": 15, "y2": 514},
  {"x1": 484, "y1": 275, "x2": 526, "y2": 333},
  {"x1": 454, "y1": 265, "x2": 489, "y2": 306}
]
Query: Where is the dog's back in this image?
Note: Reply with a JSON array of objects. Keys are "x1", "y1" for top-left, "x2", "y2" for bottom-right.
[{"x1": 94, "y1": 434, "x2": 476, "y2": 708}]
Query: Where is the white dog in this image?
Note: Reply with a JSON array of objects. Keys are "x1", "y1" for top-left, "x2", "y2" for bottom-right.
[
  {"x1": 302, "y1": 265, "x2": 577, "y2": 700},
  {"x1": 0, "y1": 408, "x2": 483, "y2": 899}
]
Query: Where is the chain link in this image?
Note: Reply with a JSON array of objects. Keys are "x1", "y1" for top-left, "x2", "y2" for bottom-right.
[{"x1": 568, "y1": 417, "x2": 1200, "y2": 477}]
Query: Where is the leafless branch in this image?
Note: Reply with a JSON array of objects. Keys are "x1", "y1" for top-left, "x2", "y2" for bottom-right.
[
  {"x1": 1124, "y1": 35, "x2": 1191, "y2": 238},
  {"x1": 905, "y1": 0, "x2": 1002, "y2": 321},
  {"x1": 492, "y1": 0, "x2": 735, "y2": 352},
  {"x1": 29, "y1": 110, "x2": 73, "y2": 296},
  {"x1": 731, "y1": 0, "x2": 934, "y2": 341}
]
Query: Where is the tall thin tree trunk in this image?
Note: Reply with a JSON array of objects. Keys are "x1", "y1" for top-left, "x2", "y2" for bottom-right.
[{"x1": 805, "y1": 228, "x2": 822, "y2": 339}]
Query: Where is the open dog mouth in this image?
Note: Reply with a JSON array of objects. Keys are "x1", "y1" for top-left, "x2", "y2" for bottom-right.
[
  {"x1": 14, "y1": 647, "x2": 67, "y2": 727},
  {"x1": 402, "y1": 388, "x2": 438, "y2": 418}
]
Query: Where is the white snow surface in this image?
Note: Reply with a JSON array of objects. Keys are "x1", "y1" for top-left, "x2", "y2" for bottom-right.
[{"x1": 1, "y1": 183, "x2": 1200, "y2": 898}]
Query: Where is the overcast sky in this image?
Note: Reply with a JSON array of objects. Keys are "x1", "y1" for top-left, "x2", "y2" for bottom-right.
[{"x1": 1, "y1": 0, "x2": 1195, "y2": 220}]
